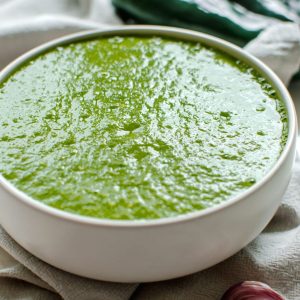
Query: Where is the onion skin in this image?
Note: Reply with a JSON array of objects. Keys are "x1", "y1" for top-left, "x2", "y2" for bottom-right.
[{"x1": 221, "y1": 281, "x2": 285, "y2": 300}]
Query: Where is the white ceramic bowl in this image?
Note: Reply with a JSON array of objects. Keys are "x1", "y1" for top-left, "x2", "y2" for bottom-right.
[{"x1": 0, "y1": 26, "x2": 297, "y2": 283}]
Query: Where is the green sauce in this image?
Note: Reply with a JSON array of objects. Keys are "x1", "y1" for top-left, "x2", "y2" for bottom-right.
[{"x1": 0, "y1": 36, "x2": 287, "y2": 220}]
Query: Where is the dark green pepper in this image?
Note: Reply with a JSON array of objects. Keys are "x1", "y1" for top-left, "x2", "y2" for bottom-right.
[{"x1": 112, "y1": 0, "x2": 283, "y2": 45}]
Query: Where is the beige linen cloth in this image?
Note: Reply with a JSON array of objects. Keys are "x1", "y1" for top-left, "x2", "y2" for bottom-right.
[{"x1": 0, "y1": 1, "x2": 300, "y2": 299}]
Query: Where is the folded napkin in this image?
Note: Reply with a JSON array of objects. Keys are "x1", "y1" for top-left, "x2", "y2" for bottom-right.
[{"x1": 0, "y1": 1, "x2": 299, "y2": 299}]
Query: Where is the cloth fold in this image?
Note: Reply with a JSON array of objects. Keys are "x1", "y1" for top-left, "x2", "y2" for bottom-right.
[
  {"x1": 244, "y1": 23, "x2": 300, "y2": 85},
  {"x1": 0, "y1": 0, "x2": 299, "y2": 299}
]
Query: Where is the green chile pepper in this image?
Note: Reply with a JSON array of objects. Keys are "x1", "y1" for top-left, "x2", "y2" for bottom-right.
[{"x1": 112, "y1": 0, "x2": 281, "y2": 44}]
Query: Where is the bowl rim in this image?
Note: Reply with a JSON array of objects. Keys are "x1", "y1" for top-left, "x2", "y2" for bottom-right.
[{"x1": 0, "y1": 25, "x2": 297, "y2": 228}]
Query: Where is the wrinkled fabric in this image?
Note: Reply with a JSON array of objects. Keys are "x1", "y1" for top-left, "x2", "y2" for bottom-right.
[
  {"x1": 245, "y1": 23, "x2": 300, "y2": 85},
  {"x1": 0, "y1": 0, "x2": 299, "y2": 299}
]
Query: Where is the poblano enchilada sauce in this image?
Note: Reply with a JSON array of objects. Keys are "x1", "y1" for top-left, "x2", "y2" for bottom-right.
[{"x1": 0, "y1": 36, "x2": 288, "y2": 220}]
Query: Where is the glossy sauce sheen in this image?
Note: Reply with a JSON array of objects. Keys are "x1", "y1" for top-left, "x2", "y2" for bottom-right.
[{"x1": 0, "y1": 36, "x2": 287, "y2": 220}]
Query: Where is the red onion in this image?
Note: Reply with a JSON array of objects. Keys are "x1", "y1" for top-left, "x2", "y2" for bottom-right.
[{"x1": 221, "y1": 281, "x2": 285, "y2": 300}]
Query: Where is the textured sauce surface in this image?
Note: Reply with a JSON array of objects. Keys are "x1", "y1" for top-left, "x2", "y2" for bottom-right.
[{"x1": 0, "y1": 36, "x2": 288, "y2": 220}]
